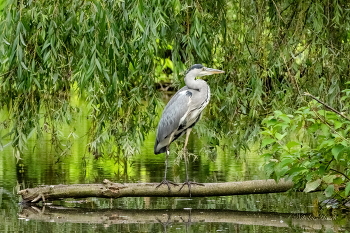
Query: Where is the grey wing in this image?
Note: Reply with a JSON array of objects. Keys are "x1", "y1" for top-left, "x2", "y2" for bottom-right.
[{"x1": 156, "y1": 87, "x2": 190, "y2": 143}]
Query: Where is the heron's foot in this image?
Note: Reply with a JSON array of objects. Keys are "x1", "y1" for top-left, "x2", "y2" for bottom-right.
[
  {"x1": 179, "y1": 180, "x2": 205, "y2": 197},
  {"x1": 156, "y1": 179, "x2": 179, "y2": 191}
]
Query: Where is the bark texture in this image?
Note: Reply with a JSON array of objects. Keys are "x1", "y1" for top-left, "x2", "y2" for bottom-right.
[{"x1": 18, "y1": 179, "x2": 294, "y2": 203}]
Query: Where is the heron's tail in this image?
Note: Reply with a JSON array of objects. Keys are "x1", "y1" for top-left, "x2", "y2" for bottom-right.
[{"x1": 154, "y1": 140, "x2": 167, "y2": 154}]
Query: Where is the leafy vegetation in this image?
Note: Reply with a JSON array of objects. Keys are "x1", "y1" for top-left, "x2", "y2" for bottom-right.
[
  {"x1": 0, "y1": 0, "x2": 227, "y2": 158},
  {"x1": 1, "y1": 0, "x2": 350, "y2": 202},
  {"x1": 261, "y1": 90, "x2": 350, "y2": 201},
  {"x1": 210, "y1": 0, "x2": 350, "y2": 153}
]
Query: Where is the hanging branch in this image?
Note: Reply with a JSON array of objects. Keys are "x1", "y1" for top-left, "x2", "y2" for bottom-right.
[
  {"x1": 18, "y1": 179, "x2": 295, "y2": 203},
  {"x1": 303, "y1": 92, "x2": 350, "y2": 121}
]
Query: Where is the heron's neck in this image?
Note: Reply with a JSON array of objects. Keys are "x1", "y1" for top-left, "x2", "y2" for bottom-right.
[{"x1": 184, "y1": 74, "x2": 208, "y2": 91}]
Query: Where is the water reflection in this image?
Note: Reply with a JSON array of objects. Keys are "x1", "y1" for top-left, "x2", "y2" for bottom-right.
[
  {"x1": 19, "y1": 205, "x2": 338, "y2": 231},
  {"x1": 0, "y1": 123, "x2": 349, "y2": 232}
]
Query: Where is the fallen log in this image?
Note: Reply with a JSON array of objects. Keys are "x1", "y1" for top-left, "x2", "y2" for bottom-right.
[{"x1": 18, "y1": 179, "x2": 294, "y2": 203}]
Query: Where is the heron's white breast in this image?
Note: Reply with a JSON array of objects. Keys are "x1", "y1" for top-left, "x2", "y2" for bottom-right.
[{"x1": 180, "y1": 86, "x2": 210, "y2": 128}]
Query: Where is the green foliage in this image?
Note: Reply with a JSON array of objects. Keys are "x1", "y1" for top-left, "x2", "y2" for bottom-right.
[
  {"x1": 0, "y1": 0, "x2": 226, "y2": 158},
  {"x1": 1, "y1": 0, "x2": 350, "y2": 162},
  {"x1": 203, "y1": 0, "x2": 350, "y2": 154},
  {"x1": 261, "y1": 98, "x2": 350, "y2": 200}
]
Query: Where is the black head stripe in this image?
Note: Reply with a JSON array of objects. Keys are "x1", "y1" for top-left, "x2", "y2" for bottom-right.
[{"x1": 185, "y1": 64, "x2": 203, "y2": 75}]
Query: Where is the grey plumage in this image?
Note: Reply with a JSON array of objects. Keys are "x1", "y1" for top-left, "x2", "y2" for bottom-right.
[
  {"x1": 154, "y1": 82, "x2": 208, "y2": 154},
  {"x1": 154, "y1": 64, "x2": 225, "y2": 192},
  {"x1": 154, "y1": 86, "x2": 194, "y2": 154},
  {"x1": 154, "y1": 64, "x2": 225, "y2": 155}
]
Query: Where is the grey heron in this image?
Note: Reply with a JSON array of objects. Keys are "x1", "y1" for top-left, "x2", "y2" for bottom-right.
[{"x1": 154, "y1": 64, "x2": 225, "y2": 194}]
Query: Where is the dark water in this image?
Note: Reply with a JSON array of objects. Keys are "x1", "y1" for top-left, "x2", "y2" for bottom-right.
[{"x1": 0, "y1": 127, "x2": 349, "y2": 232}]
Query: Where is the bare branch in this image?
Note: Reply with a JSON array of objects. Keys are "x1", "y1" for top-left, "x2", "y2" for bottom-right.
[{"x1": 303, "y1": 92, "x2": 350, "y2": 121}]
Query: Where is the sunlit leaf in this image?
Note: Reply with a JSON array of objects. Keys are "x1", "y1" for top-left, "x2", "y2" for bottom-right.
[
  {"x1": 304, "y1": 179, "x2": 321, "y2": 193},
  {"x1": 324, "y1": 185, "x2": 334, "y2": 197},
  {"x1": 322, "y1": 175, "x2": 336, "y2": 184},
  {"x1": 331, "y1": 144, "x2": 344, "y2": 160},
  {"x1": 286, "y1": 141, "x2": 300, "y2": 149},
  {"x1": 274, "y1": 132, "x2": 285, "y2": 141},
  {"x1": 261, "y1": 138, "x2": 276, "y2": 147},
  {"x1": 333, "y1": 121, "x2": 343, "y2": 129},
  {"x1": 279, "y1": 157, "x2": 294, "y2": 168},
  {"x1": 345, "y1": 182, "x2": 350, "y2": 196},
  {"x1": 320, "y1": 124, "x2": 330, "y2": 135},
  {"x1": 278, "y1": 114, "x2": 291, "y2": 123}
]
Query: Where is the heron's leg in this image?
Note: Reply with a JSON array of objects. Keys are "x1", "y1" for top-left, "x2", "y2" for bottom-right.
[
  {"x1": 184, "y1": 146, "x2": 189, "y2": 182},
  {"x1": 183, "y1": 128, "x2": 192, "y2": 151},
  {"x1": 156, "y1": 133, "x2": 178, "y2": 191},
  {"x1": 183, "y1": 128, "x2": 191, "y2": 183},
  {"x1": 163, "y1": 149, "x2": 170, "y2": 181},
  {"x1": 179, "y1": 128, "x2": 204, "y2": 197}
]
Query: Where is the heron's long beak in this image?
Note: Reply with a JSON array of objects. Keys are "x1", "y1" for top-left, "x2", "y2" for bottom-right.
[{"x1": 205, "y1": 67, "x2": 225, "y2": 74}]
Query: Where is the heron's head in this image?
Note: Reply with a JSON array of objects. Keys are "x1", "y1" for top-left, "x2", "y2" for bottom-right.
[{"x1": 186, "y1": 64, "x2": 225, "y2": 77}]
